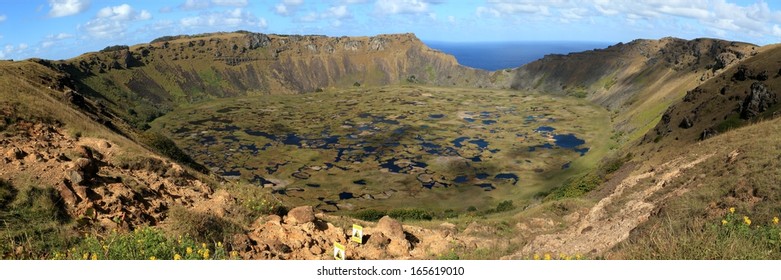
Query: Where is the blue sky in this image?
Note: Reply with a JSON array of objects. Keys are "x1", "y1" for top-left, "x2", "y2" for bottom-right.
[{"x1": 1, "y1": 0, "x2": 781, "y2": 60}]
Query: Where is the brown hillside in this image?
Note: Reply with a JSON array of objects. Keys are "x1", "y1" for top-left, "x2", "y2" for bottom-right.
[
  {"x1": 510, "y1": 37, "x2": 757, "y2": 143},
  {"x1": 641, "y1": 43, "x2": 781, "y2": 152}
]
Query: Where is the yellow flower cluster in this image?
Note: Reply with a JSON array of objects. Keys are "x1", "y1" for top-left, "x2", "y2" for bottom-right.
[
  {"x1": 743, "y1": 216, "x2": 752, "y2": 226},
  {"x1": 774, "y1": 217, "x2": 779, "y2": 225}
]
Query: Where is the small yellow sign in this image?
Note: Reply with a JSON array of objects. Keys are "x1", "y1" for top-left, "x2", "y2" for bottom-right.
[
  {"x1": 333, "y1": 242, "x2": 345, "y2": 260},
  {"x1": 351, "y1": 224, "x2": 364, "y2": 244}
]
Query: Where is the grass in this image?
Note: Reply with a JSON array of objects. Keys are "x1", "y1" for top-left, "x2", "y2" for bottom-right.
[
  {"x1": 53, "y1": 227, "x2": 237, "y2": 260},
  {"x1": 615, "y1": 209, "x2": 781, "y2": 259},
  {"x1": 610, "y1": 117, "x2": 781, "y2": 259},
  {"x1": 0, "y1": 179, "x2": 74, "y2": 259}
]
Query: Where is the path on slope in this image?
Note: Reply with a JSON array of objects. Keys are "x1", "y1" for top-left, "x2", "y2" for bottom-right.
[{"x1": 508, "y1": 153, "x2": 713, "y2": 258}]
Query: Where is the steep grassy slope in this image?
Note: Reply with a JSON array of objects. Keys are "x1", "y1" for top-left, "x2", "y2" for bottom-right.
[
  {"x1": 510, "y1": 37, "x2": 757, "y2": 144},
  {"x1": 610, "y1": 116, "x2": 781, "y2": 259},
  {"x1": 42, "y1": 32, "x2": 497, "y2": 129},
  {"x1": 641, "y1": 44, "x2": 781, "y2": 150}
]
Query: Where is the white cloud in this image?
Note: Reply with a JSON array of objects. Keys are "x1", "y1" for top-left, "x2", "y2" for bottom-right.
[
  {"x1": 0, "y1": 15, "x2": 6, "y2": 22},
  {"x1": 97, "y1": 4, "x2": 150, "y2": 20},
  {"x1": 300, "y1": 12, "x2": 318, "y2": 22},
  {"x1": 180, "y1": 8, "x2": 267, "y2": 29},
  {"x1": 375, "y1": 0, "x2": 429, "y2": 14},
  {"x1": 212, "y1": 0, "x2": 248, "y2": 7},
  {"x1": 80, "y1": 4, "x2": 151, "y2": 38},
  {"x1": 181, "y1": 0, "x2": 210, "y2": 10},
  {"x1": 326, "y1": 5, "x2": 350, "y2": 18},
  {"x1": 48, "y1": 0, "x2": 90, "y2": 17},
  {"x1": 473, "y1": 0, "x2": 781, "y2": 41},
  {"x1": 275, "y1": 0, "x2": 304, "y2": 16}
]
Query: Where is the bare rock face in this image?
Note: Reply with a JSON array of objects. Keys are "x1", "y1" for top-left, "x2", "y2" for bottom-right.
[
  {"x1": 285, "y1": 205, "x2": 315, "y2": 225},
  {"x1": 714, "y1": 52, "x2": 738, "y2": 70},
  {"x1": 376, "y1": 216, "x2": 405, "y2": 240},
  {"x1": 244, "y1": 33, "x2": 271, "y2": 50},
  {"x1": 741, "y1": 82, "x2": 777, "y2": 119}
]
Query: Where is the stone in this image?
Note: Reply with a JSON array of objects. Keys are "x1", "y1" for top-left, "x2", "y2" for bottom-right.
[
  {"x1": 366, "y1": 231, "x2": 390, "y2": 248},
  {"x1": 68, "y1": 169, "x2": 86, "y2": 185},
  {"x1": 376, "y1": 216, "x2": 405, "y2": 240},
  {"x1": 387, "y1": 239, "x2": 411, "y2": 257},
  {"x1": 678, "y1": 116, "x2": 694, "y2": 129},
  {"x1": 309, "y1": 245, "x2": 323, "y2": 255},
  {"x1": 5, "y1": 147, "x2": 26, "y2": 160},
  {"x1": 74, "y1": 145, "x2": 93, "y2": 159},
  {"x1": 231, "y1": 234, "x2": 253, "y2": 253},
  {"x1": 286, "y1": 206, "x2": 315, "y2": 225}
]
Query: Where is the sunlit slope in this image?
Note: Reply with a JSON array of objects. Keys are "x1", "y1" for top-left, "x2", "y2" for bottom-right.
[{"x1": 510, "y1": 37, "x2": 757, "y2": 144}]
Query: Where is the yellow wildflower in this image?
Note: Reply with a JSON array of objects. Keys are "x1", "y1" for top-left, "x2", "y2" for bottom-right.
[
  {"x1": 729, "y1": 207, "x2": 735, "y2": 214},
  {"x1": 174, "y1": 254, "x2": 182, "y2": 260},
  {"x1": 230, "y1": 251, "x2": 239, "y2": 259},
  {"x1": 721, "y1": 219, "x2": 728, "y2": 226},
  {"x1": 186, "y1": 247, "x2": 193, "y2": 255},
  {"x1": 217, "y1": 241, "x2": 223, "y2": 248},
  {"x1": 543, "y1": 253, "x2": 551, "y2": 260},
  {"x1": 743, "y1": 216, "x2": 752, "y2": 226},
  {"x1": 82, "y1": 253, "x2": 89, "y2": 260},
  {"x1": 773, "y1": 217, "x2": 779, "y2": 225},
  {"x1": 575, "y1": 254, "x2": 582, "y2": 260},
  {"x1": 533, "y1": 254, "x2": 540, "y2": 260},
  {"x1": 201, "y1": 243, "x2": 207, "y2": 249},
  {"x1": 149, "y1": 256, "x2": 156, "y2": 260},
  {"x1": 91, "y1": 254, "x2": 97, "y2": 260},
  {"x1": 203, "y1": 250, "x2": 210, "y2": 259}
]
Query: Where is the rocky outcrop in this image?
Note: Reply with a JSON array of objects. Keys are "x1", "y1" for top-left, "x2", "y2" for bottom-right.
[
  {"x1": 741, "y1": 82, "x2": 777, "y2": 119},
  {"x1": 0, "y1": 122, "x2": 213, "y2": 231}
]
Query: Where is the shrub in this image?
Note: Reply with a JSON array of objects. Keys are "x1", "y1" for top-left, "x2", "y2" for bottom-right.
[
  {"x1": 139, "y1": 131, "x2": 208, "y2": 173},
  {"x1": 388, "y1": 208, "x2": 432, "y2": 221},
  {"x1": 100, "y1": 45, "x2": 129, "y2": 52},
  {"x1": 353, "y1": 82, "x2": 361, "y2": 87},
  {"x1": 546, "y1": 173, "x2": 603, "y2": 200},
  {"x1": 165, "y1": 207, "x2": 243, "y2": 244},
  {"x1": 351, "y1": 209, "x2": 386, "y2": 222}
]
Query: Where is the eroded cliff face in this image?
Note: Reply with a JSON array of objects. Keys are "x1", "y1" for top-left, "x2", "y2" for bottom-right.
[{"x1": 43, "y1": 32, "x2": 493, "y2": 128}]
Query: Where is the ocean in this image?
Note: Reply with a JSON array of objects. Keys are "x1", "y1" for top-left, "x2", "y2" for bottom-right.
[{"x1": 424, "y1": 41, "x2": 615, "y2": 71}]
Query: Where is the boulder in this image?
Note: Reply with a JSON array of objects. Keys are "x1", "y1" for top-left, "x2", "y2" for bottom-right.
[
  {"x1": 285, "y1": 206, "x2": 315, "y2": 225},
  {"x1": 376, "y1": 216, "x2": 405, "y2": 240},
  {"x1": 5, "y1": 147, "x2": 26, "y2": 160},
  {"x1": 678, "y1": 116, "x2": 694, "y2": 129}
]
